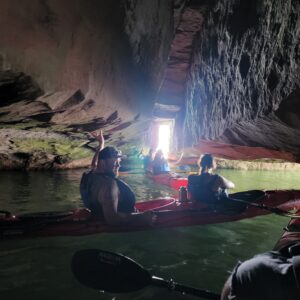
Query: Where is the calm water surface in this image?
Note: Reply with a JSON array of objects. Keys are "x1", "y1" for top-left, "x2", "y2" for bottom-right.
[{"x1": 1, "y1": 169, "x2": 300, "y2": 300}]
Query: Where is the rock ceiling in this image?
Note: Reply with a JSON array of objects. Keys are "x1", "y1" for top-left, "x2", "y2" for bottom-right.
[{"x1": 0, "y1": 0, "x2": 299, "y2": 169}]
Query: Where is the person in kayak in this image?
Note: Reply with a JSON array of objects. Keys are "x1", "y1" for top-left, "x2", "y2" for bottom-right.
[
  {"x1": 187, "y1": 153, "x2": 235, "y2": 203},
  {"x1": 221, "y1": 244, "x2": 300, "y2": 300},
  {"x1": 80, "y1": 131, "x2": 155, "y2": 225},
  {"x1": 151, "y1": 149, "x2": 170, "y2": 175},
  {"x1": 142, "y1": 148, "x2": 154, "y2": 173}
]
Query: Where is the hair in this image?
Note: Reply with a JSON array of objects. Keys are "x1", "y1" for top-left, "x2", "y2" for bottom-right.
[{"x1": 198, "y1": 153, "x2": 214, "y2": 173}]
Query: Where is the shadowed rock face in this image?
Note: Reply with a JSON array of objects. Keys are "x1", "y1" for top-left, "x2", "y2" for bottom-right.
[
  {"x1": 184, "y1": 0, "x2": 300, "y2": 158},
  {"x1": 0, "y1": 0, "x2": 299, "y2": 169},
  {"x1": 0, "y1": 0, "x2": 173, "y2": 125}
]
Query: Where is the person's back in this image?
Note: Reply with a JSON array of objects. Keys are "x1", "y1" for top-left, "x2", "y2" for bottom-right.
[
  {"x1": 152, "y1": 150, "x2": 170, "y2": 175},
  {"x1": 143, "y1": 149, "x2": 153, "y2": 172},
  {"x1": 188, "y1": 153, "x2": 234, "y2": 202},
  {"x1": 188, "y1": 173, "x2": 224, "y2": 202}
]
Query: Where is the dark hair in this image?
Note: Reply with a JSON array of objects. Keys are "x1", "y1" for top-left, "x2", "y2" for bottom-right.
[{"x1": 199, "y1": 153, "x2": 214, "y2": 169}]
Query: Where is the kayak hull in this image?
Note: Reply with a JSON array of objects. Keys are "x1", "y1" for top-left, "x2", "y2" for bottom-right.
[{"x1": 2, "y1": 190, "x2": 300, "y2": 239}]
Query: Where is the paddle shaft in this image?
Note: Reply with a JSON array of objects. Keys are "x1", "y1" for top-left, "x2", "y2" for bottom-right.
[
  {"x1": 152, "y1": 276, "x2": 220, "y2": 299},
  {"x1": 229, "y1": 197, "x2": 299, "y2": 218}
]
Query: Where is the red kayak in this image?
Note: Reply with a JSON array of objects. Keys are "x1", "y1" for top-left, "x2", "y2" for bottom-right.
[
  {"x1": 149, "y1": 172, "x2": 188, "y2": 190},
  {"x1": 1, "y1": 190, "x2": 300, "y2": 239}
]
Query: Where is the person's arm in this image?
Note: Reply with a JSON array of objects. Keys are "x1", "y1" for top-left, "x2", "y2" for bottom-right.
[
  {"x1": 221, "y1": 275, "x2": 232, "y2": 300},
  {"x1": 90, "y1": 130, "x2": 104, "y2": 170},
  {"x1": 218, "y1": 175, "x2": 235, "y2": 189},
  {"x1": 220, "y1": 175, "x2": 235, "y2": 189},
  {"x1": 211, "y1": 175, "x2": 234, "y2": 192}
]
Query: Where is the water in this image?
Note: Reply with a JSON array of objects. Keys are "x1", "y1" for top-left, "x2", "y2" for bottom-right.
[{"x1": 1, "y1": 169, "x2": 300, "y2": 300}]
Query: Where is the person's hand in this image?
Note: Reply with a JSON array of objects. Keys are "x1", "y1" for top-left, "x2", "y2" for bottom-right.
[
  {"x1": 90, "y1": 130, "x2": 104, "y2": 149},
  {"x1": 91, "y1": 129, "x2": 103, "y2": 142}
]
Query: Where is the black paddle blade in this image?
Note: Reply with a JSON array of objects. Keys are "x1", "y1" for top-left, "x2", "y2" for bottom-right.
[{"x1": 71, "y1": 249, "x2": 152, "y2": 293}]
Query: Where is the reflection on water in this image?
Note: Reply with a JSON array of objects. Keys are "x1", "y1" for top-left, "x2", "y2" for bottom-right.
[{"x1": 0, "y1": 169, "x2": 300, "y2": 300}]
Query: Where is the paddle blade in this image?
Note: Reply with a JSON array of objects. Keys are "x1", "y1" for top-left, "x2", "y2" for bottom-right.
[{"x1": 71, "y1": 249, "x2": 152, "y2": 293}]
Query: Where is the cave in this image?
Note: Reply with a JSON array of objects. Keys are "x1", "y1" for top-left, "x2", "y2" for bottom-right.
[{"x1": 0, "y1": 0, "x2": 299, "y2": 169}]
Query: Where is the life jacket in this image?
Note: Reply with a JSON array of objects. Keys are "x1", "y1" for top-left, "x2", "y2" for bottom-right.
[
  {"x1": 143, "y1": 155, "x2": 152, "y2": 170},
  {"x1": 152, "y1": 159, "x2": 170, "y2": 175},
  {"x1": 187, "y1": 173, "x2": 227, "y2": 202},
  {"x1": 80, "y1": 170, "x2": 136, "y2": 215}
]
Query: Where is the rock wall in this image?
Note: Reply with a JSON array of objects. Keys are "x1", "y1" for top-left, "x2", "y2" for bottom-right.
[
  {"x1": 184, "y1": 0, "x2": 300, "y2": 157},
  {"x1": 0, "y1": 0, "x2": 174, "y2": 124},
  {"x1": 0, "y1": 0, "x2": 175, "y2": 169}
]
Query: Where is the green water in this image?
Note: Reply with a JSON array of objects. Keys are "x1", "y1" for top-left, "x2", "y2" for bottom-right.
[{"x1": 0, "y1": 169, "x2": 300, "y2": 300}]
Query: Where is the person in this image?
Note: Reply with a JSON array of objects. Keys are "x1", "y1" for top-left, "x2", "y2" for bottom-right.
[
  {"x1": 221, "y1": 243, "x2": 300, "y2": 299},
  {"x1": 142, "y1": 148, "x2": 154, "y2": 172},
  {"x1": 151, "y1": 149, "x2": 170, "y2": 175},
  {"x1": 80, "y1": 130, "x2": 155, "y2": 225},
  {"x1": 187, "y1": 153, "x2": 234, "y2": 203}
]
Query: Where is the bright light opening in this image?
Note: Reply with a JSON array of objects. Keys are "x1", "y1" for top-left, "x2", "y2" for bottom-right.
[{"x1": 157, "y1": 124, "x2": 171, "y2": 158}]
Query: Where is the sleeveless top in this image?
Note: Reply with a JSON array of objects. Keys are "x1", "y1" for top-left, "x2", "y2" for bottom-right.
[
  {"x1": 80, "y1": 171, "x2": 136, "y2": 216},
  {"x1": 187, "y1": 173, "x2": 227, "y2": 202}
]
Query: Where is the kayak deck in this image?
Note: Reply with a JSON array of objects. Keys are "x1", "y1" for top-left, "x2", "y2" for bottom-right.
[{"x1": 1, "y1": 190, "x2": 300, "y2": 239}]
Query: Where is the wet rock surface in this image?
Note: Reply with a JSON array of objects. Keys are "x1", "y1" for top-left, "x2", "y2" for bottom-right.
[{"x1": 184, "y1": 0, "x2": 300, "y2": 158}]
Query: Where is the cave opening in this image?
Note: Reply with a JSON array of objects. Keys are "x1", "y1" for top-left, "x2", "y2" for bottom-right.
[
  {"x1": 157, "y1": 123, "x2": 171, "y2": 157},
  {"x1": 150, "y1": 119, "x2": 174, "y2": 157}
]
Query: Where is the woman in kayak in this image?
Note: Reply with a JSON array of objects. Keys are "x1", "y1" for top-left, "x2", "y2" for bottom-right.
[
  {"x1": 142, "y1": 148, "x2": 154, "y2": 173},
  {"x1": 80, "y1": 130, "x2": 155, "y2": 226},
  {"x1": 151, "y1": 149, "x2": 170, "y2": 175},
  {"x1": 187, "y1": 153, "x2": 235, "y2": 203}
]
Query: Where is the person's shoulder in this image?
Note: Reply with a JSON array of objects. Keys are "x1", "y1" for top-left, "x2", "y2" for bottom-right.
[
  {"x1": 214, "y1": 174, "x2": 226, "y2": 183},
  {"x1": 188, "y1": 174, "x2": 199, "y2": 179},
  {"x1": 188, "y1": 174, "x2": 200, "y2": 184}
]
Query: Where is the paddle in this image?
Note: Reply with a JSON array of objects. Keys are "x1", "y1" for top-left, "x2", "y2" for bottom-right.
[
  {"x1": 71, "y1": 249, "x2": 220, "y2": 299},
  {"x1": 228, "y1": 196, "x2": 300, "y2": 218}
]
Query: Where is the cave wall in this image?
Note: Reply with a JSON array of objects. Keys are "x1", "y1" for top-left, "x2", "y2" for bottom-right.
[
  {"x1": 0, "y1": 0, "x2": 174, "y2": 124},
  {"x1": 184, "y1": 0, "x2": 300, "y2": 155}
]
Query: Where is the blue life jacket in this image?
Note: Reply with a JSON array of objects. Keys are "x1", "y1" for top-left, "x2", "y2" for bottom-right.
[
  {"x1": 152, "y1": 159, "x2": 170, "y2": 175},
  {"x1": 80, "y1": 171, "x2": 136, "y2": 215}
]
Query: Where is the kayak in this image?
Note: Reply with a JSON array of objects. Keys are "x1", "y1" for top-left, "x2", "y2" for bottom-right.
[
  {"x1": 274, "y1": 213, "x2": 300, "y2": 251},
  {"x1": 1, "y1": 190, "x2": 300, "y2": 239},
  {"x1": 149, "y1": 172, "x2": 188, "y2": 190}
]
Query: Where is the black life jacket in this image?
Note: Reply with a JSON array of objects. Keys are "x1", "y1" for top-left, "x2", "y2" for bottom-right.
[
  {"x1": 187, "y1": 173, "x2": 227, "y2": 202},
  {"x1": 80, "y1": 171, "x2": 136, "y2": 215}
]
